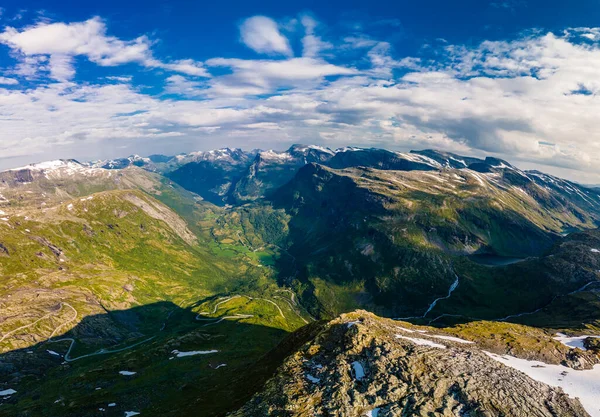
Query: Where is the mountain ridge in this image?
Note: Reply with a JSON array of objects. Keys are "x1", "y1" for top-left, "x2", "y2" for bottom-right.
[{"x1": 229, "y1": 310, "x2": 595, "y2": 417}]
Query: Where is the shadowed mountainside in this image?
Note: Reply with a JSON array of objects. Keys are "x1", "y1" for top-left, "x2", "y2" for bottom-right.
[{"x1": 0, "y1": 301, "x2": 322, "y2": 417}]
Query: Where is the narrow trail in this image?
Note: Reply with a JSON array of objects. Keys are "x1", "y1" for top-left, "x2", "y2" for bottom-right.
[
  {"x1": 254, "y1": 297, "x2": 285, "y2": 319},
  {"x1": 276, "y1": 289, "x2": 317, "y2": 322},
  {"x1": 568, "y1": 281, "x2": 599, "y2": 295},
  {"x1": 426, "y1": 280, "x2": 600, "y2": 325},
  {"x1": 0, "y1": 302, "x2": 76, "y2": 345},
  {"x1": 49, "y1": 336, "x2": 156, "y2": 362},
  {"x1": 48, "y1": 303, "x2": 78, "y2": 339},
  {"x1": 278, "y1": 289, "x2": 298, "y2": 306},
  {"x1": 273, "y1": 296, "x2": 309, "y2": 324},
  {"x1": 47, "y1": 307, "x2": 172, "y2": 362},
  {"x1": 197, "y1": 295, "x2": 244, "y2": 316},
  {"x1": 196, "y1": 314, "x2": 255, "y2": 327},
  {"x1": 159, "y1": 310, "x2": 175, "y2": 331},
  {"x1": 195, "y1": 295, "x2": 287, "y2": 320}
]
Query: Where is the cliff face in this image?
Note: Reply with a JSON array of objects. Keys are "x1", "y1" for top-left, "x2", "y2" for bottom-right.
[{"x1": 229, "y1": 311, "x2": 589, "y2": 417}]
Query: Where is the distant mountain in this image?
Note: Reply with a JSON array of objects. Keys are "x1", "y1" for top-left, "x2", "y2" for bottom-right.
[
  {"x1": 327, "y1": 148, "x2": 439, "y2": 171},
  {"x1": 87, "y1": 154, "x2": 175, "y2": 171},
  {"x1": 167, "y1": 148, "x2": 255, "y2": 205},
  {"x1": 582, "y1": 183, "x2": 600, "y2": 191},
  {"x1": 230, "y1": 145, "x2": 337, "y2": 203},
  {"x1": 268, "y1": 161, "x2": 600, "y2": 317},
  {"x1": 0, "y1": 159, "x2": 113, "y2": 193}
]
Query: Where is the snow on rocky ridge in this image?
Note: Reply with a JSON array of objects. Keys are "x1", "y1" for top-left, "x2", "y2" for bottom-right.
[{"x1": 3, "y1": 159, "x2": 106, "y2": 179}]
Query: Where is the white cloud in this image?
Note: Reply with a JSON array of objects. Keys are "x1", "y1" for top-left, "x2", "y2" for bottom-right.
[
  {"x1": 161, "y1": 59, "x2": 210, "y2": 77},
  {"x1": 239, "y1": 16, "x2": 292, "y2": 56},
  {"x1": 0, "y1": 18, "x2": 152, "y2": 62},
  {"x1": 300, "y1": 15, "x2": 332, "y2": 58},
  {"x1": 48, "y1": 54, "x2": 75, "y2": 81},
  {"x1": 203, "y1": 57, "x2": 357, "y2": 97},
  {"x1": 0, "y1": 17, "x2": 208, "y2": 80},
  {"x1": 105, "y1": 75, "x2": 132, "y2": 82},
  {"x1": 0, "y1": 76, "x2": 18, "y2": 85},
  {"x1": 164, "y1": 75, "x2": 205, "y2": 96}
]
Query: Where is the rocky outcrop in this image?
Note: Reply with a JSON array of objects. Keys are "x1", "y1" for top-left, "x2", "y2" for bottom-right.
[
  {"x1": 229, "y1": 311, "x2": 589, "y2": 417},
  {"x1": 122, "y1": 191, "x2": 197, "y2": 245}
]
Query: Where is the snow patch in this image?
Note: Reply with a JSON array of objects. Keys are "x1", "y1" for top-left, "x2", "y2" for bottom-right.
[
  {"x1": 395, "y1": 335, "x2": 447, "y2": 349},
  {"x1": 591, "y1": 249, "x2": 600, "y2": 253},
  {"x1": 365, "y1": 408, "x2": 380, "y2": 417},
  {"x1": 125, "y1": 412, "x2": 140, "y2": 417},
  {"x1": 485, "y1": 352, "x2": 600, "y2": 417},
  {"x1": 47, "y1": 350, "x2": 60, "y2": 356},
  {"x1": 396, "y1": 326, "x2": 416, "y2": 333},
  {"x1": 171, "y1": 349, "x2": 218, "y2": 358},
  {"x1": 259, "y1": 150, "x2": 294, "y2": 162},
  {"x1": 430, "y1": 335, "x2": 474, "y2": 344},
  {"x1": 119, "y1": 371, "x2": 136, "y2": 376},
  {"x1": 554, "y1": 333, "x2": 600, "y2": 351},
  {"x1": 0, "y1": 389, "x2": 16, "y2": 396},
  {"x1": 396, "y1": 326, "x2": 428, "y2": 334},
  {"x1": 352, "y1": 361, "x2": 365, "y2": 380},
  {"x1": 397, "y1": 152, "x2": 443, "y2": 168},
  {"x1": 306, "y1": 374, "x2": 320, "y2": 383}
]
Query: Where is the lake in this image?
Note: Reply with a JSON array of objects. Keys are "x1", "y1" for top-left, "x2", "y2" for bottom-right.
[{"x1": 468, "y1": 254, "x2": 527, "y2": 266}]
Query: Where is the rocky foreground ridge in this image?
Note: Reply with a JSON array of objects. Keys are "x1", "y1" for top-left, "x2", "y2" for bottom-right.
[{"x1": 229, "y1": 311, "x2": 590, "y2": 417}]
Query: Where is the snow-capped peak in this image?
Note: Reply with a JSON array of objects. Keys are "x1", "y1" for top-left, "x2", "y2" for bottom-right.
[
  {"x1": 7, "y1": 159, "x2": 79, "y2": 172},
  {"x1": 3, "y1": 159, "x2": 106, "y2": 180},
  {"x1": 288, "y1": 144, "x2": 335, "y2": 156},
  {"x1": 335, "y1": 146, "x2": 363, "y2": 153},
  {"x1": 258, "y1": 150, "x2": 295, "y2": 162}
]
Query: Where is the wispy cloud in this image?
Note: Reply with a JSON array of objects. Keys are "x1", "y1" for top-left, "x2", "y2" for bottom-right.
[
  {"x1": 490, "y1": 0, "x2": 527, "y2": 11},
  {"x1": 239, "y1": 16, "x2": 293, "y2": 56},
  {"x1": 300, "y1": 15, "x2": 332, "y2": 57},
  {"x1": 0, "y1": 76, "x2": 18, "y2": 85},
  {"x1": 0, "y1": 17, "x2": 207, "y2": 80}
]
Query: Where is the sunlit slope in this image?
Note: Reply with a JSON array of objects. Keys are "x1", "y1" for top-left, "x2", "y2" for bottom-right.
[{"x1": 0, "y1": 171, "x2": 309, "y2": 416}]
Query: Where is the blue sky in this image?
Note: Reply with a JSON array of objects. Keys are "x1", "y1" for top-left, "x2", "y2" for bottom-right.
[{"x1": 1, "y1": 0, "x2": 600, "y2": 182}]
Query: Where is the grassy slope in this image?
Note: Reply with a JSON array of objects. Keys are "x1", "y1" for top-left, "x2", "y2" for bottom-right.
[{"x1": 0, "y1": 170, "x2": 309, "y2": 416}]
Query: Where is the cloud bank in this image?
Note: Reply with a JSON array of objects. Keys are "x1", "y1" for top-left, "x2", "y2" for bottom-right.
[{"x1": 1, "y1": 14, "x2": 600, "y2": 182}]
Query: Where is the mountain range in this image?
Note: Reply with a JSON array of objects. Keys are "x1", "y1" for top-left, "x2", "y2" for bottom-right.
[{"x1": 0, "y1": 145, "x2": 599, "y2": 416}]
